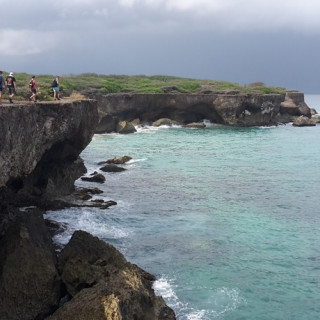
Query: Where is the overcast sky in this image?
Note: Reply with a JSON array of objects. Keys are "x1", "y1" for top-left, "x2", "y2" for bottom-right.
[{"x1": 1, "y1": 0, "x2": 320, "y2": 92}]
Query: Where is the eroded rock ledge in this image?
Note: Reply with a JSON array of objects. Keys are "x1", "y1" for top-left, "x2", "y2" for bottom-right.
[
  {"x1": 0, "y1": 100, "x2": 175, "y2": 320},
  {"x1": 92, "y1": 91, "x2": 314, "y2": 133}
]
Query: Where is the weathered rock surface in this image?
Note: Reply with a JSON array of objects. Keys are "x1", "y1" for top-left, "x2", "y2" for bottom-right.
[
  {"x1": 116, "y1": 120, "x2": 137, "y2": 134},
  {"x1": 47, "y1": 231, "x2": 176, "y2": 320},
  {"x1": 90, "y1": 92, "x2": 313, "y2": 127},
  {"x1": 280, "y1": 91, "x2": 311, "y2": 117},
  {"x1": 106, "y1": 156, "x2": 132, "y2": 164},
  {"x1": 96, "y1": 112, "x2": 118, "y2": 133},
  {"x1": 0, "y1": 207, "x2": 61, "y2": 320},
  {"x1": 0, "y1": 99, "x2": 99, "y2": 200},
  {"x1": 92, "y1": 91, "x2": 314, "y2": 130},
  {"x1": 183, "y1": 122, "x2": 206, "y2": 129},
  {"x1": 152, "y1": 118, "x2": 179, "y2": 127},
  {"x1": 292, "y1": 116, "x2": 316, "y2": 127}
]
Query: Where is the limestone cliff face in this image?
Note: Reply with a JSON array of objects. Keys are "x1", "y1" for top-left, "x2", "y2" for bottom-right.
[
  {"x1": 0, "y1": 100, "x2": 99, "y2": 199},
  {"x1": 92, "y1": 92, "x2": 285, "y2": 126},
  {"x1": 88, "y1": 91, "x2": 311, "y2": 129}
]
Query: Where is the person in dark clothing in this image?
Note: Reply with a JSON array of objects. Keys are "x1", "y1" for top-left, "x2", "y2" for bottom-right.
[
  {"x1": 5, "y1": 72, "x2": 17, "y2": 103},
  {"x1": 0, "y1": 71, "x2": 3, "y2": 104}
]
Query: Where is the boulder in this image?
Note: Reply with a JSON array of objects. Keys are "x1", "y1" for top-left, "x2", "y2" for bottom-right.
[
  {"x1": 96, "y1": 113, "x2": 118, "y2": 134},
  {"x1": 183, "y1": 122, "x2": 206, "y2": 129},
  {"x1": 0, "y1": 207, "x2": 61, "y2": 320},
  {"x1": 130, "y1": 118, "x2": 141, "y2": 126},
  {"x1": 292, "y1": 116, "x2": 316, "y2": 127},
  {"x1": 152, "y1": 118, "x2": 179, "y2": 127},
  {"x1": 107, "y1": 156, "x2": 132, "y2": 165},
  {"x1": 100, "y1": 164, "x2": 126, "y2": 172},
  {"x1": 48, "y1": 231, "x2": 176, "y2": 320},
  {"x1": 116, "y1": 121, "x2": 137, "y2": 134},
  {"x1": 81, "y1": 173, "x2": 106, "y2": 183}
]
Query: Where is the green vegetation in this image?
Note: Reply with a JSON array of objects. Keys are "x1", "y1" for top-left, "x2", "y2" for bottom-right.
[{"x1": 0, "y1": 72, "x2": 286, "y2": 101}]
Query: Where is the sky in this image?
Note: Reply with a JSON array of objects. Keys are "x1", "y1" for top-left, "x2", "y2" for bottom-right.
[{"x1": 1, "y1": 0, "x2": 320, "y2": 92}]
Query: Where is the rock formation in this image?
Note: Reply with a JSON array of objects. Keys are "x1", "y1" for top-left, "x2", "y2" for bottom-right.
[
  {"x1": 0, "y1": 99, "x2": 99, "y2": 201},
  {"x1": 0, "y1": 100, "x2": 176, "y2": 320},
  {"x1": 47, "y1": 231, "x2": 175, "y2": 320},
  {"x1": 87, "y1": 91, "x2": 314, "y2": 132}
]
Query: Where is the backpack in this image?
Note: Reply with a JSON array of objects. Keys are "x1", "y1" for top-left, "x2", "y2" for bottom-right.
[{"x1": 51, "y1": 79, "x2": 58, "y2": 87}]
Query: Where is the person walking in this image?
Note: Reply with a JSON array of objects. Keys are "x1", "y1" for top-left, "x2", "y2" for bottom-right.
[
  {"x1": 29, "y1": 75, "x2": 37, "y2": 102},
  {"x1": 5, "y1": 72, "x2": 17, "y2": 103},
  {"x1": 52, "y1": 76, "x2": 60, "y2": 100},
  {"x1": 0, "y1": 71, "x2": 3, "y2": 104}
]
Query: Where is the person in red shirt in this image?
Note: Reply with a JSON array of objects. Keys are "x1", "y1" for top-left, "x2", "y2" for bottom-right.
[{"x1": 29, "y1": 76, "x2": 37, "y2": 102}]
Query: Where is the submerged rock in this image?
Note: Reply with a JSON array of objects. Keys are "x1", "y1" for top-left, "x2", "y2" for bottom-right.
[
  {"x1": 100, "y1": 163, "x2": 126, "y2": 172},
  {"x1": 81, "y1": 173, "x2": 106, "y2": 183},
  {"x1": 183, "y1": 122, "x2": 206, "y2": 128}
]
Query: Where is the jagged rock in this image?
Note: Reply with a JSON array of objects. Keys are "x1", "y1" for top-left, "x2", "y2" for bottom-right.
[
  {"x1": 292, "y1": 116, "x2": 316, "y2": 126},
  {"x1": 107, "y1": 156, "x2": 132, "y2": 164},
  {"x1": 116, "y1": 121, "x2": 137, "y2": 134},
  {"x1": 183, "y1": 122, "x2": 206, "y2": 128},
  {"x1": 100, "y1": 164, "x2": 126, "y2": 172},
  {"x1": 152, "y1": 118, "x2": 179, "y2": 127},
  {"x1": 74, "y1": 186, "x2": 104, "y2": 200},
  {"x1": 81, "y1": 173, "x2": 105, "y2": 183},
  {"x1": 47, "y1": 231, "x2": 175, "y2": 320},
  {"x1": 0, "y1": 208, "x2": 61, "y2": 320}
]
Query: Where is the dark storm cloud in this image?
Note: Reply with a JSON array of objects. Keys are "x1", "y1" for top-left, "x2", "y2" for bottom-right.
[{"x1": 1, "y1": 0, "x2": 320, "y2": 92}]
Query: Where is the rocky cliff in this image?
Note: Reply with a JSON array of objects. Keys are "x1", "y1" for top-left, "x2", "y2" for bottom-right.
[
  {"x1": 0, "y1": 99, "x2": 98, "y2": 201},
  {"x1": 86, "y1": 91, "x2": 312, "y2": 131},
  {"x1": 0, "y1": 100, "x2": 176, "y2": 320}
]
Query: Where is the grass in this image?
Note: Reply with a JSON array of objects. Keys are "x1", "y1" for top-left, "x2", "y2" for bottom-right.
[{"x1": 0, "y1": 72, "x2": 286, "y2": 101}]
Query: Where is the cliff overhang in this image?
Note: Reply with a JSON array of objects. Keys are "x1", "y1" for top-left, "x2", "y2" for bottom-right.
[
  {"x1": 0, "y1": 99, "x2": 98, "y2": 202},
  {"x1": 87, "y1": 91, "x2": 312, "y2": 132}
]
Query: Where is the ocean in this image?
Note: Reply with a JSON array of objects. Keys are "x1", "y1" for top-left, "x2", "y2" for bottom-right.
[{"x1": 46, "y1": 94, "x2": 320, "y2": 320}]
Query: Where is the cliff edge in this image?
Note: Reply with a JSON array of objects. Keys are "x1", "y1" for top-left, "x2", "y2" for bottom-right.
[
  {"x1": 0, "y1": 99, "x2": 98, "y2": 201},
  {"x1": 86, "y1": 90, "x2": 313, "y2": 132},
  {"x1": 0, "y1": 100, "x2": 176, "y2": 320}
]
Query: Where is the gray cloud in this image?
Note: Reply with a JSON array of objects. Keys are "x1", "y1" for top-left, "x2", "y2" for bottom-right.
[{"x1": 1, "y1": 0, "x2": 319, "y2": 92}]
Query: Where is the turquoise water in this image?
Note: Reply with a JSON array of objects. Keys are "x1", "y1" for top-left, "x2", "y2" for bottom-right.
[{"x1": 46, "y1": 95, "x2": 320, "y2": 319}]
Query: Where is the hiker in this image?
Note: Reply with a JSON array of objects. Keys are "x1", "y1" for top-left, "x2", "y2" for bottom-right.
[
  {"x1": 5, "y1": 72, "x2": 16, "y2": 103},
  {"x1": 52, "y1": 76, "x2": 60, "y2": 100},
  {"x1": 29, "y1": 75, "x2": 37, "y2": 102},
  {"x1": 0, "y1": 71, "x2": 3, "y2": 104}
]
